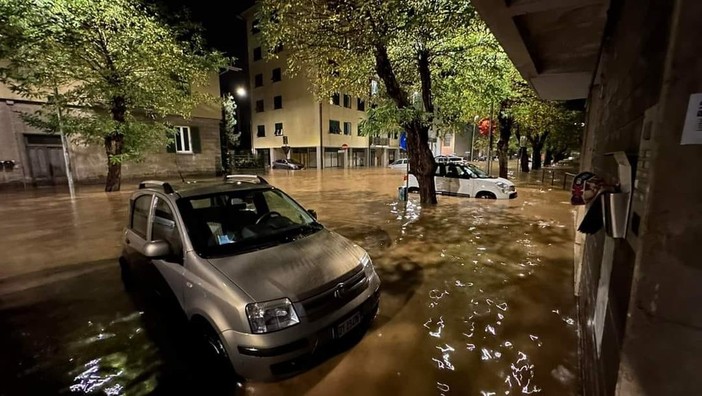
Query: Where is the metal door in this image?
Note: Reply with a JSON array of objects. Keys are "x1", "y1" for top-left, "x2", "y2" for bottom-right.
[{"x1": 25, "y1": 135, "x2": 65, "y2": 185}]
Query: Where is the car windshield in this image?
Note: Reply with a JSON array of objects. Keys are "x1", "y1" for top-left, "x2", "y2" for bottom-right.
[
  {"x1": 464, "y1": 163, "x2": 490, "y2": 178},
  {"x1": 176, "y1": 188, "x2": 320, "y2": 257}
]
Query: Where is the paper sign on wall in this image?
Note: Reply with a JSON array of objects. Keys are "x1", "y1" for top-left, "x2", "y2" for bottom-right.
[{"x1": 681, "y1": 93, "x2": 702, "y2": 145}]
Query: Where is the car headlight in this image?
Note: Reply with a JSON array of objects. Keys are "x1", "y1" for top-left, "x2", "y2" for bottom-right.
[
  {"x1": 361, "y1": 253, "x2": 375, "y2": 278},
  {"x1": 495, "y1": 181, "x2": 513, "y2": 193},
  {"x1": 246, "y1": 298, "x2": 300, "y2": 334}
]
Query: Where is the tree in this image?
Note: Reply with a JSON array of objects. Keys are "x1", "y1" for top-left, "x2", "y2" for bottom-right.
[
  {"x1": 0, "y1": 0, "x2": 225, "y2": 191},
  {"x1": 543, "y1": 111, "x2": 584, "y2": 166},
  {"x1": 258, "y1": 0, "x2": 486, "y2": 205},
  {"x1": 511, "y1": 88, "x2": 575, "y2": 170}
]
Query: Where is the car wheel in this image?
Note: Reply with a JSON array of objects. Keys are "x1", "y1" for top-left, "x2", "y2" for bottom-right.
[
  {"x1": 476, "y1": 191, "x2": 497, "y2": 199},
  {"x1": 192, "y1": 318, "x2": 234, "y2": 376},
  {"x1": 119, "y1": 258, "x2": 135, "y2": 291}
]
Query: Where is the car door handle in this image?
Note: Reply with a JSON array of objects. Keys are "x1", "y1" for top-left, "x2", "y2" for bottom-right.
[{"x1": 186, "y1": 281, "x2": 193, "y2": 289}]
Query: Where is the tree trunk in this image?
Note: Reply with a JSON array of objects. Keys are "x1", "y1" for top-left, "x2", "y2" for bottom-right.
[
  {"x1": 496, "y1": 101, "x2": 512, "y2": 179},
  {"x1": 105, "y1": 95, "x2": 126, "y2": 192},
  {"x1": 373, "y1": 43, "x2": 437, "y2": 205},
  {"x1": 544, "y1": 149, "x2": 554, "y2": 167},
  {"x1": 104, "y1": 134, "x2": 124, "y2": 192},
  {"x1": 406, "y1": 120, "x2": 437, "y2": 205},
  {"x1": 519, "y1": 147, "x2": 530, "y2": 172},
  {"x1": 532, "y1": 144, "x2": 543, "y2": 170}
]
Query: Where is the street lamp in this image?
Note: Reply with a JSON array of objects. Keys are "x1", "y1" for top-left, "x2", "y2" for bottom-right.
[
  {"x1": 236, "y1": 86, "x2": 247, "y2": 98},
  {"x1": 471, "y1": 115, "x2": 479, "y2": 162}
]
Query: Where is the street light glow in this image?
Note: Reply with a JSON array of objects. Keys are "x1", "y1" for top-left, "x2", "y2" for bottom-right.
[{"x1": 236, "y1": 87, "x2": 247, "y2": 98}]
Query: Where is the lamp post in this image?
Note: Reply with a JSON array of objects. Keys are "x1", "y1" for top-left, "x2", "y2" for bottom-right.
[
  {"x1": 233, "y1": 86, "x2": 248, "y2": 154},
  {"x1": 471, "y1": 115, "x2": 479, "y2": 162}
]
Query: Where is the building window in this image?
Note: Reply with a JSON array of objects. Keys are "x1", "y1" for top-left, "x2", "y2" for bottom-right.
[
  {"x1": 255, "y1": 99, "x2": 264, "y2": 113},
  {"x1": 251, "y1": 19, "x2": 260, "y2": 34},
  {"x1": 343, "y1": 94, "x2": 351, "y2": 108},
  {"x1": 274, "y1": 95, "x2": 283, "y2": 109},
  {"x1": 175, "y1": 126, "x2": 192, "y2": 153},
  {"x1": 343, "y1": 122, "x2": 352, "y2": 135},
  {"x1": 329, "y1": 120, "x2": 341, "y2": 134},
  {"x1": 253, "y1": 47, "x2": 262, "y2": 61},
  {"x1": 272, "y1": 68, "x2": 282, "y2": 82},
  {"x1": 357, "y1": 98, "x2": 365, "y2": 111},
  {"x1": 254, "y1": 74, "x2": 263, "y2": 87},
  {"x1": 331, "y1": 93, "x2": 340, "y2": 106},
  {"x1": 272, "y1": 43, "x2": 284, "y2": 54},
  {"x1": 275, "y1": 122, "x2": 284, "y2": 136},
  {"x1": 257, "y1": 125, "x2": 266, "y2": 137}
]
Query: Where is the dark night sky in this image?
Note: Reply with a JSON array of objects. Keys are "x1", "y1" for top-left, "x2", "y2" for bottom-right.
[
  {"x1": 155, "y1": 0, "x2": 256, "y2": 146},
  {"x1": 157, "y1": 0, "x2": 254, "y2": 61}
]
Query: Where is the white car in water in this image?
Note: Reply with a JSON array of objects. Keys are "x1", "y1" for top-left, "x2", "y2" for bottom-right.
[
  {"x1": 388, "y1": 158, "x2": 409, "y2": 170},
  {"x1": 406, "y1": 163, "x2": 517, "y2": 199}
]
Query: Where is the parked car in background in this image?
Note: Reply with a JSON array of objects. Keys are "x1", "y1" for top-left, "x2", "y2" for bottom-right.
[
  {"x1": 120, "y1": 176, "x2": 380, "y2": 380},
  {"x1": 272, "y1": 159, "x2": 305, "y2": 170},
  {"x1": 405, "y1": 163, "x2": 517, "y2": 199},
  {"x1": 435, "y1": 155, "x2": 466, "y2": 165},
  {"x1": 388, "y1": 158, "x2": 409, "y2": 170}
]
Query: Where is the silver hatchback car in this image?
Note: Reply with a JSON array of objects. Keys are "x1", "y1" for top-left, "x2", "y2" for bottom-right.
[{"x1": 119, "y1": 175, "x2": 380, "y2": 380}]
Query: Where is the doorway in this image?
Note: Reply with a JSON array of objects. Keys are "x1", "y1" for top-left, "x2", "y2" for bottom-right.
[{"x1": 25, "y1": 134, "x2": 66, "y2": 185}]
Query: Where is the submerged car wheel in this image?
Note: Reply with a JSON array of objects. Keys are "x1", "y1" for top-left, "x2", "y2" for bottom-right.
[
  {"x1": 191, "y1": 318, "x2": 234, "y2": 377},
  {"x1": 119, "y1": 258, "x2": 135, "y2": 291},
  {"x1": 476, "y1": 191, "x2": 497, "y2": 199}
]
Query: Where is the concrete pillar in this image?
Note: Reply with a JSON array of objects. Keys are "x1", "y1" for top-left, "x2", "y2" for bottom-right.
[
  {"x1": 269, "y1": 148, "x2": 275, "y2": 167},
  {"x1": 316, "y1": 146, "x2": 322, "y2": 169},
  {"x1": 343, "y1": 149, "x2": 350, "y2": 168}
]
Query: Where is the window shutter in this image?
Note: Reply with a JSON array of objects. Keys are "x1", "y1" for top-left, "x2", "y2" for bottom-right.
[
  {"x1": 166, "y1": 131, "x2": 176, "y2": 153},
  {"x1": 190, "y1": 127, "x2": 201, "y2": 153}
]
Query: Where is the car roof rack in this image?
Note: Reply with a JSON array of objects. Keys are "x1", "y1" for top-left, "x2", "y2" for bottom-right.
[
  {"x1": 223, "y1": 174, "x2": 269, "y2": 185},
  {"x1": 138, "y1": 180, "x2": 175, "y2": 194}
]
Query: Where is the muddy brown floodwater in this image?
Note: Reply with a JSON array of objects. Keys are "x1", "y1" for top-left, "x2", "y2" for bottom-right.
[{"x1": 0, "y1": 168, "x2": 578, "y2": 395}]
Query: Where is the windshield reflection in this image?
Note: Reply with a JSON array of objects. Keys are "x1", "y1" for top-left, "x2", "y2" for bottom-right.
[{"x1": 177, "y1": 189, "x2": 319, "y2": 257}]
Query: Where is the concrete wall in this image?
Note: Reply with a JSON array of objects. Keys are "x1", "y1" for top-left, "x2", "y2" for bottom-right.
[
  {"x1": 71, "y1": 116, "x2": 221, "y2": 183},
  {"x1": 577, "y1": 0, "x2": 702, "y2": 394}
]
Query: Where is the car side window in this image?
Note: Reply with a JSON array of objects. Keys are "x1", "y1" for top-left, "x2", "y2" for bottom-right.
[
  {"x1": 131, "y1": 195, "x2": 153, "y2": 238},
  {"x1": 446, "y1": 164, "x2": 459, "y2": 178},
  {"x1": 152, "y1": 197, "x2": 182, "y2": 256}
]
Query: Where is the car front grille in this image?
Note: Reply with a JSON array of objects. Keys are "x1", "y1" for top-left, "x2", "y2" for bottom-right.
[{"x1": 300, "y1": 266, "x2": 368, "y2": 322}]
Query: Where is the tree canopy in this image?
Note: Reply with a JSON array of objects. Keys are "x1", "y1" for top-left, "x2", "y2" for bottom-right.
[
  {"x1": 0, "y1": 0, "x2": 226, "y2": 191},
  {"x1": 257, "y1": 0, "x2": 520, "y2": 203}
]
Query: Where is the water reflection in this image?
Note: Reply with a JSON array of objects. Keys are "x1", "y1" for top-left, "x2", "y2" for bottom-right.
[{"x1": 0, "y1": 168, "x2": 577, "y2": 395}]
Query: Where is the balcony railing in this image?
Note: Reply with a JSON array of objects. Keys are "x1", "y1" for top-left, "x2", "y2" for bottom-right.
[{"x1": 370, "y1": 137, "x2": 390, "y2": 146}]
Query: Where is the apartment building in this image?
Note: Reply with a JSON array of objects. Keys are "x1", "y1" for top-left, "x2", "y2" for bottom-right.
[{"x1": 244, "y1": 8, "x2": 401, "y2": 169}]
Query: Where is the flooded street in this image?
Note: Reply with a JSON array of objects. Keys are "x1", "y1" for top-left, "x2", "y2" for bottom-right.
[{"x1": 0, "y1": 168, "x2": 578, "y2": 395}]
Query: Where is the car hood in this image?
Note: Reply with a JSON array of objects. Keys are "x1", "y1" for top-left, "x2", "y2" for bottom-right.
[
  {"x1": 207, "y1": 229, "x2": 366, "y2": 302},
  {"x1": 477, "y1": 176, "x2": 514, "y2": 186}
]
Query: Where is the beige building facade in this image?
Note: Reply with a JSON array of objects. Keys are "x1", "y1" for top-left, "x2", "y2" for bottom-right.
[
  {"x1": 244, "y1": 8, "x2": 401, "y2": 169},
  {"x1": 0, "y1": 74, "x2": 223, "y2": 188}
]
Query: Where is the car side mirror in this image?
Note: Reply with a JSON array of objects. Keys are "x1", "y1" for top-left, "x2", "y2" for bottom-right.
[
  {"x1": 142, "y1": 240, "x2": 172, "y2": 258},
  {"x1": 308, "y1": 209, "x2": 318, "y2": 219}
]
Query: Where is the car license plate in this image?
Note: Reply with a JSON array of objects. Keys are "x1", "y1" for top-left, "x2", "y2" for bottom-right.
[{"x1": 335, "y1": 312, "x2": 361, "y2": 339}]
